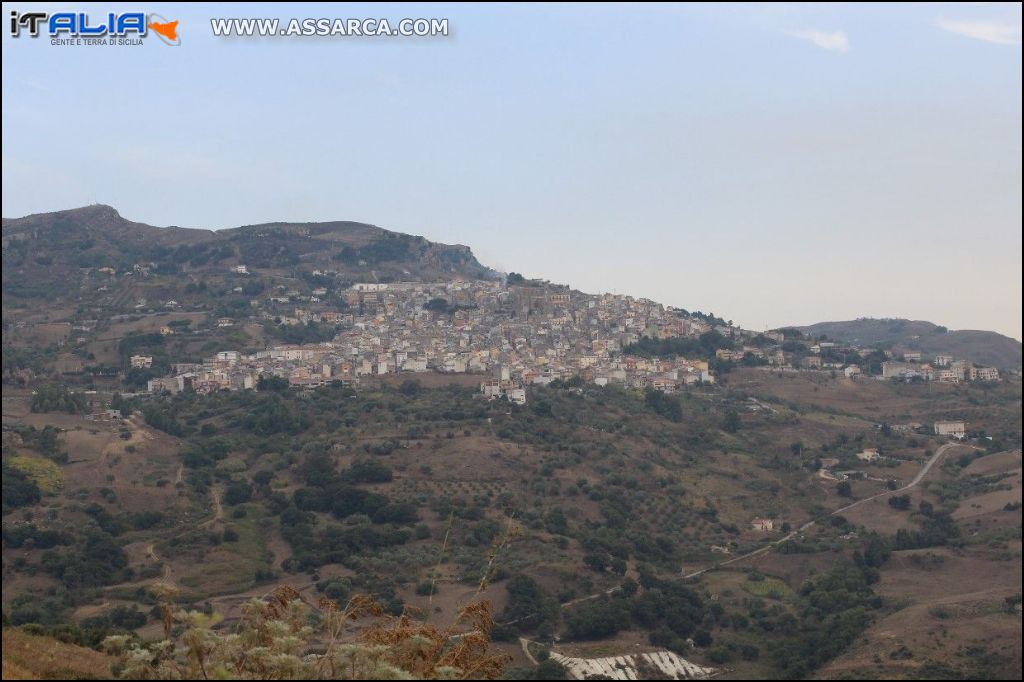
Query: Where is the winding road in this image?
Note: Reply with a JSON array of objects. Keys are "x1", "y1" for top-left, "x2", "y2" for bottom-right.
[
  {"x1": 519, "y1": 637, "x2": 538, "y2": 665},
  {"x1": 499, "y1": 442, "x2": 973, "y2": 629},
  {"x1": 146, "y1": 542, "x2": 174, "y2": 584},
  {"x1": 681, "y1": 441, "x2": 968, "y2": 579}
]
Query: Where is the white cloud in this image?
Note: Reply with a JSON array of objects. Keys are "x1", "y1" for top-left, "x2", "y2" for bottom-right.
[
  {"x1": 787, "y1": 29, "x2": 850, "y2": 53},
  {"x1": 935, "y1": 18, "x2": 1021, "y2": 45}
]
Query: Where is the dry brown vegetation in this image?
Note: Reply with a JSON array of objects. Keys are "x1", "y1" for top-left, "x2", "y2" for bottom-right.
[
  {"x1": 1, "y1": 628, "x2": 114, "y2": 679},
  {"x1": 815, "y1": 543, "x2": 1023, "y2": 680},
  {"x1": 103, "y1": 584, "x2": 511, "y2": 680}
]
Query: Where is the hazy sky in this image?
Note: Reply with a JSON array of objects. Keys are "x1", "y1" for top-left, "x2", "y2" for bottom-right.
[{"x1": 3, "y1": 3, "x2": 1021, "y2": 339}]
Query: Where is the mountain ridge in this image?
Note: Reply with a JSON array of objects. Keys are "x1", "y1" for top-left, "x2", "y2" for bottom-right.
[
  {"x1": 796, "y1": 317, "x2": 1021, "y2": 370},
  {"x1": 1, "y1": 205, "x2": 499, "y2": 296}
]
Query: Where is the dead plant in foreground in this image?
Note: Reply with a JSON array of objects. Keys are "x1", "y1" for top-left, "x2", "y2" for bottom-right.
[{"x1": 104, "y1": 516, "x2": 521, "y2": 679}]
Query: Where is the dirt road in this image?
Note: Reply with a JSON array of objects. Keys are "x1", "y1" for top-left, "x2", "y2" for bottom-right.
[
  {"x1": 199, "y1": 486, "x2": 224, "y2": 529},
  {"x1": 680, "y1": 441, "x2": 968, "y2": 579}
]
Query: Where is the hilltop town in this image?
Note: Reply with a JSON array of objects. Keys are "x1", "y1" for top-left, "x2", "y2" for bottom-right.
[
  {"x1": 141, "y1": 276, "x2": 711, "y2": 401},
  {"x1": 130, "y1": 273, "x2": 1002, "y2": 403}
]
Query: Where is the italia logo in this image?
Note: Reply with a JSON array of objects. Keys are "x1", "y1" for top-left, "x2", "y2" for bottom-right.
[{"x1": 9, "y1": 11, "x2": 180, "y2": 45}]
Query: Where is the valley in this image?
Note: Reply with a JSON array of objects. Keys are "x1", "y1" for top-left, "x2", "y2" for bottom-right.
[{"x1": 2, "y1": 365, "x2": 1020, "y2": 679}]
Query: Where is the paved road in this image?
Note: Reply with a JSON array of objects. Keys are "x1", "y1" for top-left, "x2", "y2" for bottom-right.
[
  {"x1": 681, "y1": 441, "x2": 968, "y2": 579},
  {"x1": 828, "y1": 441, "x2": 963, "y2": 517}
]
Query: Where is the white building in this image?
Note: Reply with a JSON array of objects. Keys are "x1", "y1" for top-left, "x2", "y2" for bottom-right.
[
  {"x1": 882, "y1": 361, "x2": 932, "y2": 380},
  {"x1": 402, "y1": 358, "x2": 428, "y2": 372},
  {"x1": 934, "y1": 421, "x2": 966, "y2": 439},
  {"x1": 856, "y1": 447, "x2": 880, "y2": 462},
  {"x1": 147, "y1": 377, "x2": 181, "y2": 394},
  {"x1": 976, "y1": 367, "x2": 1000, "y2": 382}
]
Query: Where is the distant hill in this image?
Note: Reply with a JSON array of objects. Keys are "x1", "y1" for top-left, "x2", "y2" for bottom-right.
[
  {"x1": 797, "y1": 318, "x2": 1022, "y2": 370},
  {"x1": 2, "y1": 205, "x2": 498, "y2": 302}
]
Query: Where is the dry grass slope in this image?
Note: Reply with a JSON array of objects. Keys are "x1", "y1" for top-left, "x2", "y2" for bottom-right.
[{"x1": 1, "y1": 629, "x2": 113, "y2": 680}]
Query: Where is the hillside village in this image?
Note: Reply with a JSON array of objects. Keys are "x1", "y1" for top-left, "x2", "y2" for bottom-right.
[
  {"x1": 881, "y1": 355, "x2": 1000, "y2": 382},
  {"x1": 3, "y1": 228, "x2": 1020, "y2": 682},
  {"x1": 144, "y1": 277, "x2": 715, "y2": 402},
  {"x1": 129, "y1": 274, "x2": 1001, "y2": 402}
]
